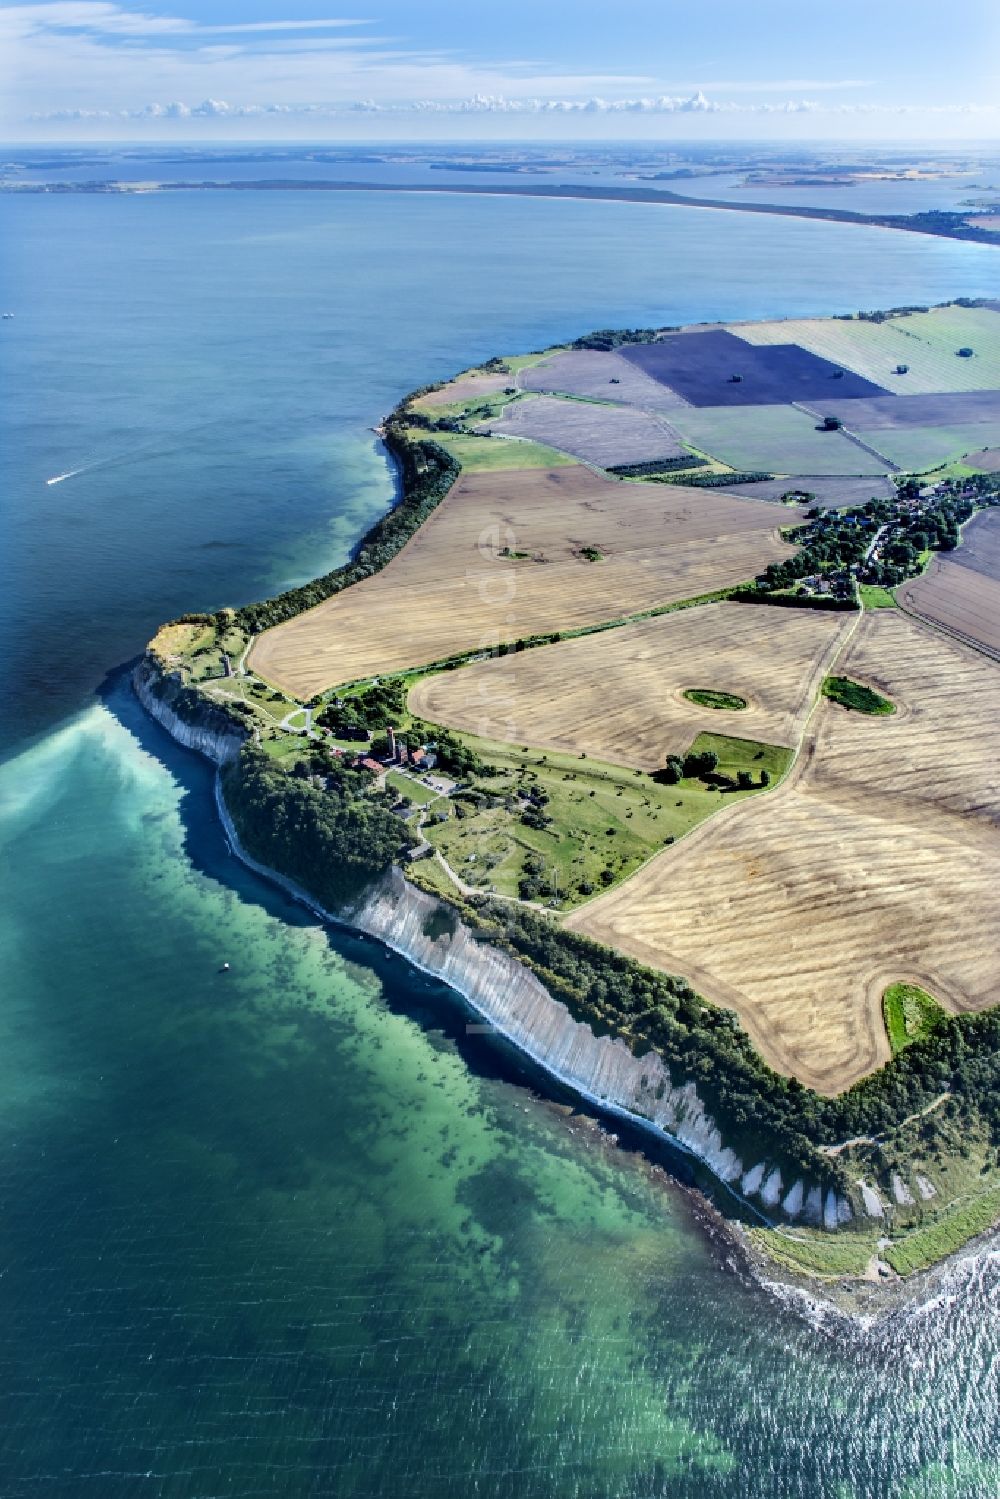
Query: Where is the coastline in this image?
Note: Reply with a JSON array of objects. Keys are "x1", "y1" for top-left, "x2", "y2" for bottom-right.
[
  {"x1": 9, "y1": 177, "x2": 1000, "y2": 249},
  {"x1": 127, "y1": 703, "x2": 997, "y2": 1321},
  {"x1": 208, "y1": 765, "x2": 774, "y2": 1226},
  {"x1": 130, "y1": 308, "x2": 1000, "y2": 1288}
]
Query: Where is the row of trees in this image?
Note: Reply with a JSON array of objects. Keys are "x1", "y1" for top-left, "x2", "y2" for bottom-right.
[
  {"x1": 450, "y1": 895, "x2": 1000, "y2": 1190},
  {"x1": 571, "y1": 326, "x2": 674, "y2": 351},
  {"x1": 234, "y1": 425, "x2": 460, "y2": 634}
]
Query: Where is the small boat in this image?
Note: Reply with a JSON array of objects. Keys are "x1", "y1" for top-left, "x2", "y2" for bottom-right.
[{"x1": 220, "y1": 961, "x2": 230, "y2": 973}]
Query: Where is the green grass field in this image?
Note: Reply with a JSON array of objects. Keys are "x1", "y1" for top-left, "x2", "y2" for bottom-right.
[
  {"x1": 683, "y1": 688, "x2": 749, "y2": 711},
  {"x1": 412, "y1": 429, "x2": 579, "y2": 471},
  {"x1": 420, "y1": 732, "x2": 791, "y2": 910},
  {"x1": 822, "y1": 675, "x2": 895, "y2": 715},
  {"x1": 882, "y1": 982, "x2": 945, "y2": 1055},
  {"x1": 858, "y1": 584, "x2": 898, "y2": 609},
  {"x1": 748, "y1": 1228, "x2": 875, "y2": 1279},
  {"x1": 502, "y1": 348, "x2": 564, "y2": 372},
  {"x1": 860, "y1": 422, "x2": 1000, "y2": 473},
  {"x1": 883, "y1": 1184, "x2": 1000, "y2": 1276},
  {"x1": 385, "y1": 769, "x2": 442, "y2": 806},
  {"x1": 668, "y1": 403, "x2": 891, "y2": 476}
]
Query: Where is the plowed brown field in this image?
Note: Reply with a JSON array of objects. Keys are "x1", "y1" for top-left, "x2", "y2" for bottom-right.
[
  {"x1": 567, "y1": 612, "x2": 1000, "y2": 1093},
  {"x1": 249, "y1": 468, "x2": 801, "y2": 698},
  {"x1": 409, "y1": 601, "x2": 851, "y2": 768}
]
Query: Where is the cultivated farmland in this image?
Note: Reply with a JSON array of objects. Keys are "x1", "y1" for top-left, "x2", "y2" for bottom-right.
[
  {"x1": 899, "y1": 508, "x2": 1000, "y2": 655},
  {"x1": 669, "y1": 403, "x2": 892, "y2": 475},
  {"x1": 856, "y1": 423, "x2": 1000, "y2": 472},
  {"x1": 410, "y1": 601, "x2": 852, "y2": 769},
  {"x1": 415, "y1": 370, "x2": 514, "y2": 408},
  {"x1": 730, "y1": 306, "x2": 1000, "y2": 393},
  {"x1": 814, "y1": 390, "x2": 1000, "y2": 429},
  {"x1": 967, "y1": 448, "x2": 1000, "y2": 472},
  {"x1": 477, "y1": 394, "x2": 688, "y2": 467},
  {"x1": 567, "y1": 612, "x2": 1000, "y2": 1093},
  {"x1": 517, "y1": 348, "x2": 692, "y2": 411},
  {"x1": 621, "y1": 328, "x2": 887, "y2": 405},
  {"x1": 249, "y1": 467, "x2": 802, "y2": 698},
  {"x1": 721, "y1": 475, "x2": 896, "y2": 507}
]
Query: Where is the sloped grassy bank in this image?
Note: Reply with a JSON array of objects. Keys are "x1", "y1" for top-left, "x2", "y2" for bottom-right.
[{"x1": 133, "y1": 355, "x2": 1000, "y2": 1280}]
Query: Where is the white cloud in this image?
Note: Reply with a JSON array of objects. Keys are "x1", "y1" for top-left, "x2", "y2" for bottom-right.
[
  {"x1": 0, "y1": 4, "x2": 370, "y2": 36},
  {"x1": 32, "y1": 89, "x2": 1000, "y2": 124},
  {"x1": 4, "y1": 2, "x2": 1000, "y2": 140}
]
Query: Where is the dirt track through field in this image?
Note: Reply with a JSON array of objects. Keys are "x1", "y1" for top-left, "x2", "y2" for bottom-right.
[
  {"x1": 249, "y1": 467, "x2": 802, "y2": 698},
  {"x1": 567, "y1": 611, "x2": 1000, "y2": 1093}
]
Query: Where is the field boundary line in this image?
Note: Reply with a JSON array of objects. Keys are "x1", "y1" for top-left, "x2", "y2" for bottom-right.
[{"x1": 790, "y1": 400, "x2": 900, "y2": 472}]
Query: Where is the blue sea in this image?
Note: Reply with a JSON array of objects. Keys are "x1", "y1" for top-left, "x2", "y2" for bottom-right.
[{"x1": 2, "y1": 175, "x2": 1000, "y2": 1497}]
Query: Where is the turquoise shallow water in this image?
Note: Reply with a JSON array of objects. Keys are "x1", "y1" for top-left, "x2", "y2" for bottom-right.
[{"x1": 2, "y1": 183, "x2": 1000, "y2": 1495}]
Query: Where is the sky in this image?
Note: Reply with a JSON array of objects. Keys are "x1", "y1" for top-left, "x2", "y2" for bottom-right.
[{"x1": 3, "y1": 0, "x2": 1000, "y2": 144}]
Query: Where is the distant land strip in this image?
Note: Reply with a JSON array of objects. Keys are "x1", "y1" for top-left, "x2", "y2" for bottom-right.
[{"x1": 11, "y1": 177, "x2": 1000, "y2": 246}]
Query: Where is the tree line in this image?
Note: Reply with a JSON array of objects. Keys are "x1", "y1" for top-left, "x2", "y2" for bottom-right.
[{"x1": 233, "y1": 423, "x2": 461, "y2": 635}]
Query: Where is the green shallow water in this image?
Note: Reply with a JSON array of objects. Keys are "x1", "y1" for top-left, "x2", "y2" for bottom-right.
[
  {"x1": 2, "y1": 176, "x2": 1000, "y2": 1495},
  {"x1": 2, "y1": 680, "x2": 999, "y2": 1498}
]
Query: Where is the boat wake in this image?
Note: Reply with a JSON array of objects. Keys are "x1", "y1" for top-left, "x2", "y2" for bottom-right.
[{"x1": 44, "y1": 420, "x2": 220, "y2": 490}]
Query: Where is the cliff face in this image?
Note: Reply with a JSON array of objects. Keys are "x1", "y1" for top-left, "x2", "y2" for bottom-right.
[
  {"x1": 133, "y1": 658, "x2": 249, "y2": 765},
  {"x1": 347, "y1": 869, "x2": 853, "y2": 1231},
  {"x1": 133, "y1": 661, "x2": 854, "y2": 1231}
]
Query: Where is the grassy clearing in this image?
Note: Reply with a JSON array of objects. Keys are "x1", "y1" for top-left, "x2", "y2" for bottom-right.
[
  {"x1": 686, "y1": 732, "x2": 793, "y2": 784},
  {"x1": 749, "y1": 1228, "x2": 876, "y2": 1279},
  {"x1": 883, "y1": 1185, "x2": 1000, "y2": 1276},
  {"x1": 404, "y1": 428, "x2": 579, "y2": 471},
  {"x1": 419, "y1": 732, "x2": 788, "y2": 912},
  {"x1": 260, "y1": 735, "x2": 307, "y2": 765},
  {"x1": 822, "y1": 675, "x2": 895, "y2": 715},
  {"x1": 683, "y1": 688, "x2": 749, "y2": 711},
  {"x1": 502, "y1": 349, "x2": 563, "y2": 372},
  {"x1": 385, "y1": 769, "x2": 442, "y2": 806},
  {"x1": 755, "y1": 1192, "x2": 1000, "y2": 1282},
  {"x1": 858, "y1": 584, "x2": 898, "y2": 609},
  {"x1": 405, "y1": 855, "x2": 463, "y2": 900},
  {"x1": 883, "y1": 982, "x2": 945, "y2": 1056}
]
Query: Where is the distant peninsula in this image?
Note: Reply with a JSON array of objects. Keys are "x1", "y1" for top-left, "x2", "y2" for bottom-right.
[{"x1": 7, "y1": 175, "x2": 1000, "y2": 246}]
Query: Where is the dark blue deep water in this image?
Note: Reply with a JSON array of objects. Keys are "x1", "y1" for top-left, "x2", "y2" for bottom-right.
[{"x1": 2, "y1": 182, "x2": 1000, "y2": 1496}]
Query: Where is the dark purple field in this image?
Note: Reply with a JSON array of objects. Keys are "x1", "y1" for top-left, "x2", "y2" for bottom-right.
[{"x1": 620, "y1": 330, "x2": 889, "y2": 406}]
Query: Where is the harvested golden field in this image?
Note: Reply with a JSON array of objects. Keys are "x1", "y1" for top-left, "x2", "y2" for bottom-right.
[
  {"x1": 250, "y1": 467, "x2": 800, "y2": 698},
  {"x1": 409, "y1": 601, "x2": 851, "y2": 769},
  {"x1": 899, "y1": 510, "x2": 1000, "y2": 656},
  {"x1": 567, "y1": 612, "x2": 1000, "y2": 1093},
  {"x1": 729, "y1": 306, "x2": 1000, "y2": 394},
  {"x1": 414, "y1": 370, "x2": 513, "y2": 408}
]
